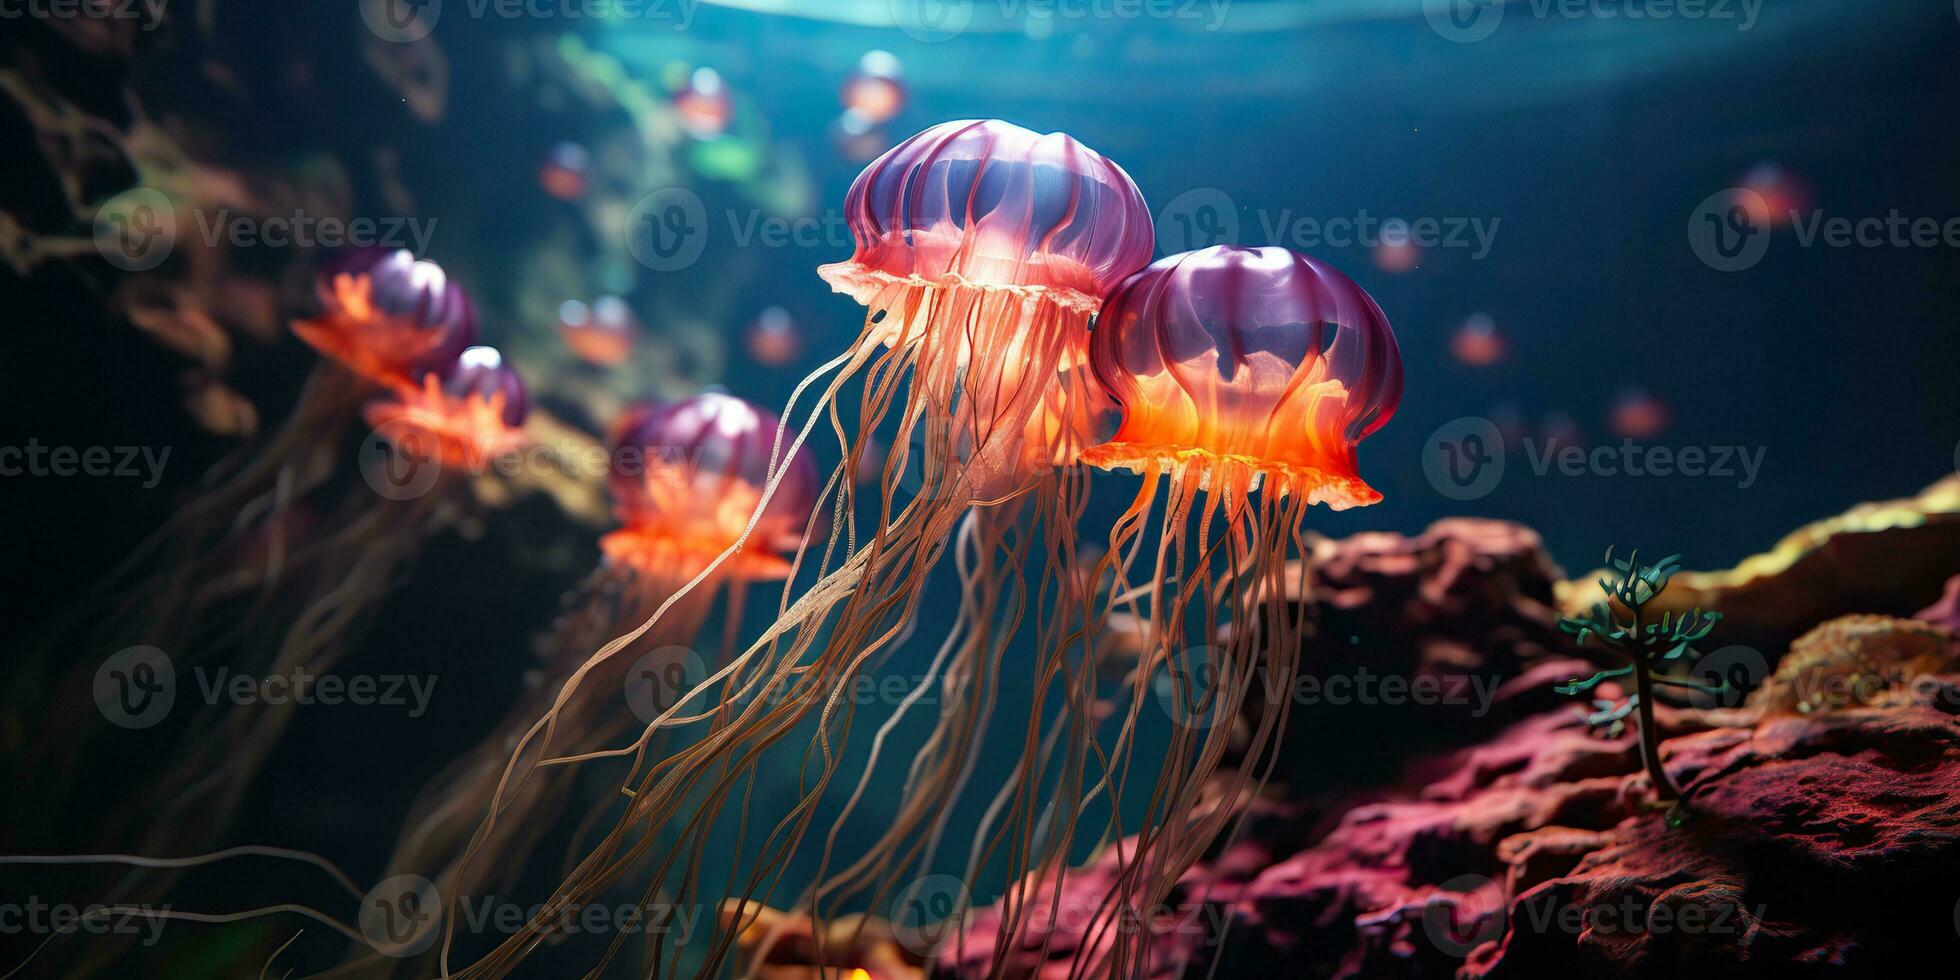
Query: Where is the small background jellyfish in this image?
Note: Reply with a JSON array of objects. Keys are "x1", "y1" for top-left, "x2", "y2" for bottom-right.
[
  {"x1": 558, "y1": 295, "x2": 640, "y2": 367},
  {"x1": 370, "y1": 393, "x2": 817, "y2": 976},
  {"x1": 14, "y1": 248, "x2": 476, "y2": 833},
  {"x1": 1451, "y1": 312, "x2": 1505, "y2": 366},
  {"x1": 118, "y1": 336, "x2": 531, "y2": 874}
]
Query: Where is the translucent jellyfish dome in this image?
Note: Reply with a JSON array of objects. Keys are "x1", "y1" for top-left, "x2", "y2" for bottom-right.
[
  {"x1": 304, "y1": 247, "x2": 477, "y2": 383},
  {"x1": 604, "y1": 392, "x2": 820, "y2": 580},
  {"x1": 818, "y1": 119, "x2": 1153, "y2": 314},
  {"x1": 1082, "y1": 245, "x2": 1403, "y2": 509}
]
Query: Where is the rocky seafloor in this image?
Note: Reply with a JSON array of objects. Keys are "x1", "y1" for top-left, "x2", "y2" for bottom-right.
[{"x1": 740, "y1": 476, "x2": 1960, "y2": 979}]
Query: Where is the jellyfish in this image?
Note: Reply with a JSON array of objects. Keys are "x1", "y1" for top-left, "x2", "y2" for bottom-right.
[
  {"x1": 1610, "y1": 386, "x2": 1669, "y2": 439},
  {"x1": 558, "y1": 295, "x2": 637, "y2": 366},
  {"x1": 840, "y1": 50, "x2": 906, "y2": 125},
  {"x1": 832, "y1": 108, "x2": 892, "y2": 163},
  {"x1": 982, "y1": 245, "x2": 1402, "y2": 973},
  {"x1": 675, "y1": 67, "x2": 732, "y2": 140},
  {"x1": 745, "y1": 304, "x2": 802, "y2": 366},
  {"x1": 376, "y1": 394, "x2": 815, "y2": 965},
  {"x1": 1372, "y1": 218, "x2": 1421, "y2": 273},
  {"x1": 19, "y1": 247, "x2": 475, "y2": 809},
  {"x1": 456, "y1": 119, "x2": 1151, "y2": 978},
  {"x1": 1740, "y1": 161, "x2": 1809, "y2": 227},
  {"x1": 363, "y1": 344, "x2": 530, "y2": 470},
  {"x1": 538, "y1": 140, "x2": 591, "y2": 202},
  {"x1": 1450, "y1": 312, "x2": 1504, "y2": 366},
  {"x1": 294, "y1": 246, "x2": 477, "y2": 388}
]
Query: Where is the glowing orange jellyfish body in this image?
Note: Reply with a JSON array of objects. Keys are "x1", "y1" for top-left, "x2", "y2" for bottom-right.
[
  {"x1": 1083, "y1": 244, "x2": 1402, "y2": 507},
  {"x1": 291, "y1": 247, "x2": 477, "y2": 388},
  {"x1": 600, "y1": 392, "x2": 820, "y2": 584},
  {"x1": 1013, "y1": 245, "x2": 1401, "y2": 975},
  {"x1": 389, "y1": 395, "x2": 814, "y2": 963},
  {"x1": 363, "y1": 344, "x2": 530, "y2": 470}
]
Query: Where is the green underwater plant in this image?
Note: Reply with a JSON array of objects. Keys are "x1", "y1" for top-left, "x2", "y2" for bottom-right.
[{"x1": 1556, "y1": 548, "x2": 1729, "y2": 802}]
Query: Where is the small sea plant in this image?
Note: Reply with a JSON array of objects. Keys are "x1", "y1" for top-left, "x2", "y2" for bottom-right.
[{"x1": 1556, "y1": 548, "x2": 1729, "y2": 803}]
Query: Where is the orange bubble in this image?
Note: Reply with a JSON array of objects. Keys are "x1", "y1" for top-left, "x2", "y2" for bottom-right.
[
  {"x1": 1609, "y1": 388, "x2": 1669, "y2": 439},
  {"x1": 745, "y1": 305, "x2": 802, "y2": 366},
  {"x1": 1450, "y1": 313, "x2": 1504, "y2": 366}
]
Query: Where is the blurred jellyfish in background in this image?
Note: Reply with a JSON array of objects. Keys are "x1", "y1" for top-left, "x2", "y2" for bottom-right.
[
  {"x1": 559, "y1": 295, "x2": 638, "y2": 366},
  {"x1": 1490, "y1": 402, "x2": 1528, "y2": 450},
  {"x1": 364, "y1": 344, "x2": 530, "y2": 466},
  {"x1": 840, "y1": 50, "x2": 906, "y2": 125},
  {"x1": 674, "y1": 66, "x2": 732, "y2": 140},
  {"x1": 538, "y1": 140, "x2": 591, "y2": 202},
  {"x1": 1372, "y1": 217, "x2": 1421, "y2": 273},
  {"x1": 745, "y1": 304, "x2": 802, "y2": 366},
  {"x1": 1739, "y1": 161, "x2": 1810, "y2": 228},
  {"x1": 1450, "y1": 312, "x2": 1505, "y2": 366},
  {"x1": 90, "y1": 321, "x2": 532, "y2": 892},
  {"x1": 831, "y1": 108, "x2": 892, "y2": 163},
  {"x1": 1610, "y1": 386, "x2": 1670, "y2": 439},
  {"x1": 297, "y1": 246, "x2": 478, "y2": 387},
  {"x1": 1542, "y1": 409, "x2": 1583, "y2": 449},
  {"x1": 381, "y1": 393, "x2": 814, "y2": 951}
]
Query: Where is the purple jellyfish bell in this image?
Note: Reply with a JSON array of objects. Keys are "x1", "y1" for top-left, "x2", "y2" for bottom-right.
[
  {"x1": 319, "y1": 247, "x2": 478, "y2": 376},
  {"x1": 441, "y1": 345, "x2": 529, "y2": 427}
]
